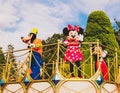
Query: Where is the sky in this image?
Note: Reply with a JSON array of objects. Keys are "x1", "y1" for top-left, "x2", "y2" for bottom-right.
[{"x1": 0, "y1": 0, "x2": 120, "y2": 52}]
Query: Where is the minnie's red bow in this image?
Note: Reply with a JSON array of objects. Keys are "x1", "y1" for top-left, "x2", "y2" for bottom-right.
[{"x1": 67, "y1": 24, "x2": 80, "y2": 32}]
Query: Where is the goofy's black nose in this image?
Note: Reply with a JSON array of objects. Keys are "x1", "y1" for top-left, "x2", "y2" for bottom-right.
[{"x1": 21, "y1": 37, "x2": 23, "y2": 39}]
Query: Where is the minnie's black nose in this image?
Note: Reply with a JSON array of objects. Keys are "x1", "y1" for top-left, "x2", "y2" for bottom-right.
[{"x1": 72, "y1": 35, "x2": 75, "y2": 38}]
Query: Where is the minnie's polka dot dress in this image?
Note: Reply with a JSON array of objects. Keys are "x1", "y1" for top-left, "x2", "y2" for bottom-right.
[{"x1": 64, "y1": 41, "x2": 84, "y2": 62}]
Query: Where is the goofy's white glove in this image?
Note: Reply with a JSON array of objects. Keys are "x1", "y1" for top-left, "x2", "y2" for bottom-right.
[{"x1": 28, "y1": 44, "x2": 35, "y2": 48}]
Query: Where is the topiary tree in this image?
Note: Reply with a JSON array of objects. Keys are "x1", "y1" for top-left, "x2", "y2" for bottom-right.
[
  {"x1": 85, "y1": 10, "x2": 119, "y2": 50},
  {"x1": 84, "y1": 10, "x2": 120, "y2": 72},
  {"x1": 82, "y1": 11, "x2": 120, "y2": 81}
]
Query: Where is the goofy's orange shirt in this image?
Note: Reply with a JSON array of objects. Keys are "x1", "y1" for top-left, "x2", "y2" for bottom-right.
[{"x1": 32, "y1": 38, "x2": 42, "y2": 56}]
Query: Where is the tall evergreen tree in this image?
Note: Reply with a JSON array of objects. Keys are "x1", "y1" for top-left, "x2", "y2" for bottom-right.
[
  {"x1": 85, "y1": 10, "x2": 119, "y2": 49},
  {"x1": 42, "y1": 33, "x2": 65, "y2": 62}
]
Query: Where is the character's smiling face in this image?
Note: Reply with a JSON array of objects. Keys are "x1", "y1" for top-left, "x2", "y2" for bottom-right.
[
  {"x1": 21, "y1": 28, "x2": 38, "y2": 45},
  {"x1": 67, "y1": 30, "x2": 79, "y2": 41},
  {"x1": 21, "y1": 33, "x2": 33, "y2": 44},
  {"x1": 63, "y1": 24, "x2": 84, "y2": 42}
]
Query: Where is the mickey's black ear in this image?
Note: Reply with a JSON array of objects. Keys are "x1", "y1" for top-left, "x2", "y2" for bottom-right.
[
  {"x1": 63, "y1": 27, "x2": 69, "y2": 35},
  {"x1": 78, "y1": 27, "x2": 84, "y2": 35}
]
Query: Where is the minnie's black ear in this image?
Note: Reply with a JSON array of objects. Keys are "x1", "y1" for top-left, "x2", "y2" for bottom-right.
[
  {"x1": 63, "y1": 27, "x2": 69, "y2": 36},
  {"x1": 78, "y1": 27, "x2": 84, "y2": 35}
]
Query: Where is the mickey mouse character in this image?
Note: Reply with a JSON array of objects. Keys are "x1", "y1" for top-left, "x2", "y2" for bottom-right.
[
  {"x1": 93, "y1": 43, "x2": 108, "y2": 80},
  {"x1": 21, "y1": 28, "x2": 43, "y2": 80},
  {"x1": 63, "y1": 24, "x2": 84, "y2": 78}
]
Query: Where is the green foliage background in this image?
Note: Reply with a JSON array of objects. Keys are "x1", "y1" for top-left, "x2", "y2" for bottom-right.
[
  {"x1": 84, "y1": 10, "x2": 120, "y2": 65},
  {"x1": 0, "y1": 49, "x2": 5, "y2": 64},
  {"x1": 85, "y1": 10, "x2": 119, "y2": 49},
  {"x1": 0, "y1": 49, "x2": 5, "y2": 78}
]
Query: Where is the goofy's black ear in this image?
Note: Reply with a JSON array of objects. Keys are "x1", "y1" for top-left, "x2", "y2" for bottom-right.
[
  {"x1": 63, "y1": 27, "x2": 69, "y2": 36},
  {"x1": 31, "y1": 33, "x2": 36, "y2": 43},
  {"x1": 78, "y1": 27, "x2": 84, "y2": 35}
]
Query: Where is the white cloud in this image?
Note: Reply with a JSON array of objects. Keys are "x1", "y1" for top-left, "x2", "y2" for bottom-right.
[
  {"x1": 0, "y1": 1, "x2": 19, "y2": 29},
  {"x1": 0, "y1": 0, "x2": 120, "y2": 52},
  {"x1": 105, "y1": 0, "x2": 120, "y2": 20},
  {"x1": 0, "y1": 0, "x2": 72, "y2": 51},
  {"x1": 71, "y1": 0, "x2": 120, "y2": 24},
  {"x1": 72, "y1": 0, "x2": 109, "y2": 14}
]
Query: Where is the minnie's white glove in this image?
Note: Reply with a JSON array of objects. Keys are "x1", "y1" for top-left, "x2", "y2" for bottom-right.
[
  {"x1": 63, "y1": 40, "x2": 68, "y2": 46},
  {"x1": 78, "y1": 34, "x2": 84, "y2": 42}
]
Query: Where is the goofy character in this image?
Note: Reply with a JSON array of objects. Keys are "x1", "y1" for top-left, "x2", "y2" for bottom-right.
[
  {"x1": 63, "y1": 24, "x2": 84, "y2": 78},
  {"x1": 21, "y1": 28, "x2": 43, "y2": 80}
]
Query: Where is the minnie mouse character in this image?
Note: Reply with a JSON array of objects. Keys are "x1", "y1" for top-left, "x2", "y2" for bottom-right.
[
  {"x1": 21, "y1": 28, "x2": 43, "y2": 80},
  {"x1": 63, "y1": 24, "x2": 84, "y2": 78}
]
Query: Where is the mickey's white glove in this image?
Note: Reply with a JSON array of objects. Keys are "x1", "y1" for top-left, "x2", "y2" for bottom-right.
[{"x1": 101, "y1": 50, "x2": 107, "y2": 58}]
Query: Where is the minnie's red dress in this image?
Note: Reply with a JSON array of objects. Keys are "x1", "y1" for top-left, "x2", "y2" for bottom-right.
[{"x1": 64, "y1": 40, "x2": 84, "y2": 62}]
